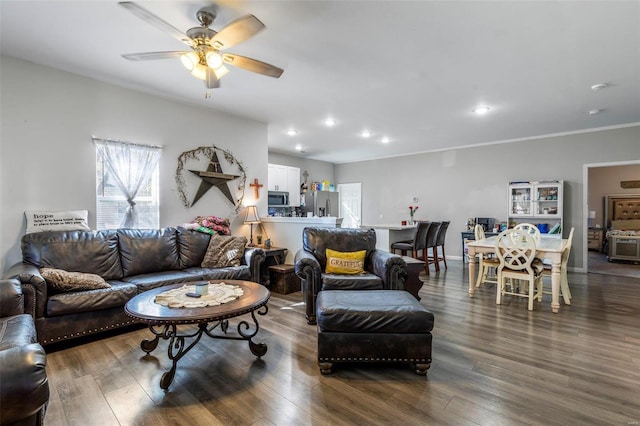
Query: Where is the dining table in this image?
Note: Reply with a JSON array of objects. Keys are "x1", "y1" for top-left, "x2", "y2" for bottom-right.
[{"x1": 467, "y1": 235, "x2": 567, "y2": 313}]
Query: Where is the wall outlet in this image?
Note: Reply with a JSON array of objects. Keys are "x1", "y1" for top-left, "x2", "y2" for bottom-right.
[{"x1": 412, "y1": 197, "x2": 419, "y2": 203}]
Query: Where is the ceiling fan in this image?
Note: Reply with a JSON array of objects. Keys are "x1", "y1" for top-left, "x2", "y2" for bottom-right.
[{"x1": 119, "y1": 1, "x2": 284, "y2": 90}]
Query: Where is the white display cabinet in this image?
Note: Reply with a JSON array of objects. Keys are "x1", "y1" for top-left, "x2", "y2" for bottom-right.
[{"x1": 508, "y1": 180, "x2": 563, "y2": 237}]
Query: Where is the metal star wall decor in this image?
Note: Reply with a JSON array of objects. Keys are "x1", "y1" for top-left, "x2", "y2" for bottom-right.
[
  {"x1": 175, "y1": 145, "x2": 246, "y2": 210},
  {"x1": 189, "y1": 151, "x2": 240, "y2": 206}
]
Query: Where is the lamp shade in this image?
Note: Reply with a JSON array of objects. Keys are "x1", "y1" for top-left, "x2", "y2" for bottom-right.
[
  {"x1": 588, "y1": 210, "x2": 596, "y2": 219},
  {"x1": 244, "y1": 205, "x2": 261, "y2": 224}
]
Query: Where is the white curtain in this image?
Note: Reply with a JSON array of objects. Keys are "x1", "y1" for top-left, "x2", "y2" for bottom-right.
[{"x1": 93, "y1": 138, "x2": 162, "y2": 228}]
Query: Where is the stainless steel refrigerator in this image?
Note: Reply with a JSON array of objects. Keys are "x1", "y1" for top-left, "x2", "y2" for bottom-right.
[{"x1": 303, "y1": 191, "x2": 339, "y2": 217}]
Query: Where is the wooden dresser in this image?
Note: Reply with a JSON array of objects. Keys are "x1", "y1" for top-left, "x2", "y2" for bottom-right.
[{"x1": 587, "y1": 228, "x2": 604, "y2": 252}]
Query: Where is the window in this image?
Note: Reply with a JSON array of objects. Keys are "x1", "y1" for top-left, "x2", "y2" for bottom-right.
[{"x1": 94, "y1": 138, "x2": 162, "y2": 230}]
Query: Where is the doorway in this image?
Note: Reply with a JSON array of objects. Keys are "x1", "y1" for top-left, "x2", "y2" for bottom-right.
[
  {"x1": 337, "y1": 182, "x2": 362, "y2": 228},
  {"x1": 584, "y1": 160, "x2": 640, "y2": 277}
]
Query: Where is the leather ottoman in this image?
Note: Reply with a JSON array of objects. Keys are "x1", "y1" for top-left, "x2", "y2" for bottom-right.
[{"x1": 315, "y1": 289, "x2": 434, "y2": 375}]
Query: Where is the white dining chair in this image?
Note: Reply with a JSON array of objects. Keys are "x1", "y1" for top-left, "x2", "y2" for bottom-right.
[
  {"x1": 474, "y1": 224, "x2": 499, "y2": 287},
  {"x1": 495, "y1": 229, "x2": 544, "y2": 311},
  {"x1": 513, "y1": 223, "x2": 541, "y2": 243},
  {"x1": 537, "y1": 227, "x2": 574, "y2": 305}
]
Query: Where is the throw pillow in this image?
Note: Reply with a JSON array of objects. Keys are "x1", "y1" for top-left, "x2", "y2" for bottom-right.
[
  {"x1": 25, "y1": 210, "x2": 90, "y2": 234},
  {"x1": 325, "y1": 248, "x2": 366, "y2": 275},
  {"x1": 41, "y1": 268, "x2": 111, "y2": 292},
  {"x1": 201, "y1": 234, "x2": 247, "y2": 268}
]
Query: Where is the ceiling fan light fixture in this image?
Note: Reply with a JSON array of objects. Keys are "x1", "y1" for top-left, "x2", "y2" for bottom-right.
[
  {"x1": 191, "y1": 63, "x2": 208, "y2": 80},
  {"x1": 206, "y1": 51, "x2": 223, "y2": 69},
  {"x1": 213, "y1": 65, "x2": 229, "y2": 80},
  {"x1": 180, "y1": 52, "x2": 199, "y2": 71}
]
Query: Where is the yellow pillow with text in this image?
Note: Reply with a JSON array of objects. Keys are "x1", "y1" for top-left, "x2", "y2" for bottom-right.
[{"x1": 325, "y1": 248, "x2": 366, "y2": 275}]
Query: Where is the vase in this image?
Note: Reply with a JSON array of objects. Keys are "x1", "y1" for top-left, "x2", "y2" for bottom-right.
[{"x1": 409, "y1": 217, "x2": 414, "y2": 225}]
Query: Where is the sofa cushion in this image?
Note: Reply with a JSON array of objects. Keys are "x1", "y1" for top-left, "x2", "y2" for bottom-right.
[
  {"x1": 176, "y1": 228, "x2": 210, "y2": 268},
  {"x1": 325, "y1": 248, "x2": 366, "y2": 275},
  {"x1": 316, "y1": 290, "x2": 434, "y2": 334},
  {"x1": 40, "y1": 268, "x2": 111, "y2": 292},
  {"x1": 201, "y1": 235, "x2": 247, "y2": 268},
  {"x1": 0, "y1": 315, "x2": 37, "y2": 351},
  {"x1": 321, "y1": 273, "x2": 383, "y2": 291},
  {"x1": 22, "y1": 230, "x2": 123, "y2": 280},
  {"x1": 46, "y1": 282, "x2": 137, "y2": 317},
  {"x1": 194, "y1": 265, "x2": 251, "y2": 281},
  {"x1": 118, "y1": 228, "x2": 181, "y2": 276},
  {"x1": 122, "y1": 270, "x2": 202, "y2": 293}
]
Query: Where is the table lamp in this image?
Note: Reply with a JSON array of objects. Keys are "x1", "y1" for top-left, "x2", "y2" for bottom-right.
[
  {"x1": 588, "y1": 210, "x2": 596, "y2": 228},
  {"x1": 244, "y1": 205, "x2": 261, "y2": 246}
]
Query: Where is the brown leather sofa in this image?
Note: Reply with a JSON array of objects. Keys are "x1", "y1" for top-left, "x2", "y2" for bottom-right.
[
  {"x1": 3, "y1": 227, "x2": 265, "y2": 345},
  {"x1": 294, "y1": 227, "x2": 407, "y2": 324},
  {"x1": 0, "y1": 278, "x2": 49, "y2": 426}
]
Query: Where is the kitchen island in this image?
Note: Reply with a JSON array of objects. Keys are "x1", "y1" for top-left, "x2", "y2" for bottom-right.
[
  {"x1": 362, "y1": 224, "x2": 416, "y2": 252},
  {"x1": 261, "y1": 216, "x2": 343, "y2": 263}
]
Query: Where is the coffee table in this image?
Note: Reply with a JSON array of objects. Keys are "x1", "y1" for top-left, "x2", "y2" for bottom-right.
[{"x1": 125, "y1": 280, "x2": 269, "y2": 389}]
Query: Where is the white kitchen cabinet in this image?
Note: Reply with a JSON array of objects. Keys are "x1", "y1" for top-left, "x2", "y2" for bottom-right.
[
  {"x1": 508, "y1": 180, "x2": 563, "y2": 237},
  {"x1": 268, "y1": 163, "x2": 301, "y2": 206},
  {"x1": 267, "y1": 164, "x2": 287, "y2": 191}
]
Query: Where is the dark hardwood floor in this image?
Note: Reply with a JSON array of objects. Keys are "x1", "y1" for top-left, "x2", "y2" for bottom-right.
[{"x1": 43, "y1": 261, "x2": 640, "y2": 425}]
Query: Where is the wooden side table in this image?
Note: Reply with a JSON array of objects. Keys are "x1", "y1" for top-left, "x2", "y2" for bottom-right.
[
  {"x1": 587, "y1": 228, "x2": 604, "y2": 252},
  {"x1": 255, "y1": 246, "x2": 287, "y2": 286},
  {"x1": 401, "y1": 256, "x2": 426, "y2": 300}
]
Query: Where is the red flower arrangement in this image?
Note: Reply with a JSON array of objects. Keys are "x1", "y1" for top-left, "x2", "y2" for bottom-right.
[{"x1": 408, "y1": 206, "x2": 419, "y2": 217}]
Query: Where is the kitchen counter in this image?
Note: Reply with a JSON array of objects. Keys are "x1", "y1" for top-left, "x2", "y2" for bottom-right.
[
  {"x1": 362, "y1": 224, "x2": 416, "y2": 252},
  {"x1": 262, "y1": 216, "x2": 343, "y2": 226},
  {"x1": 364, "y1": 224, "x2": 417, "y2": 231},
  {"x1": 261, "y1": 217, "x2": 343, "y2": 263}
]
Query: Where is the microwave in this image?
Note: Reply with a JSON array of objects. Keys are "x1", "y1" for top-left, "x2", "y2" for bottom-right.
[{"x1": 268, "y1": 191, "x2": 289, "y2": 206}]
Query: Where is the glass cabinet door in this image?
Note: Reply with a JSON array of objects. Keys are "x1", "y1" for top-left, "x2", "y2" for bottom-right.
[
  {"x1": 510, "y1": 185, "x2": 532, "y2": 215},
  {"x1": 534, "y1": 183, "x2": 560, "y2": 216}
]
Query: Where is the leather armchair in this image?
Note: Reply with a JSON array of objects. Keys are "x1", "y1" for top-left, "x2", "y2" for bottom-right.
[
  {"x1": 0, "y1": 279, "x2": 49, "y2": 426},
  {"x1": 294, "y1": 227, "x2": 407, "y2": 324}
]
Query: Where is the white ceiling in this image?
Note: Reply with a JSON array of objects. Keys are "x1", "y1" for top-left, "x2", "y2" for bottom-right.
[{"x1": 2, "y1": 1, "x2": 639, "y2": 164}]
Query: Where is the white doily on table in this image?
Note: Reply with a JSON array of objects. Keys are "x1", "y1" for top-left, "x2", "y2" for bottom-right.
[{"x1": 154, "y1": 282, "x2": 244, "y2": 308}]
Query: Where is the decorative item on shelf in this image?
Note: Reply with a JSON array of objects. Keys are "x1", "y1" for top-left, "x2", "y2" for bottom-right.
[
  {"x1": 409, "y1": 205, "x2": 419, "y2": 225},
  {"x1": 244, "y1": 205, "x2": 261, "y2": 246}
]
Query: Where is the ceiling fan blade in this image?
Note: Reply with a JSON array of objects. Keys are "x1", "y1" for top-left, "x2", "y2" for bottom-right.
[
  {"x1": 122, "y1": 51, "x2": 188, "y2": 61},
  {"x1": 210, "y1": 15, "x2": 265, "y2": 50},
  {"x1": 222, "y1": 54, "x2": 283, "y2": 78},
  {"x1": 206, "y1": 68, "x2": 221, "y2": 89},
  {"x1": 119, "y1": 2, "x2": 192, "y2": 46}
]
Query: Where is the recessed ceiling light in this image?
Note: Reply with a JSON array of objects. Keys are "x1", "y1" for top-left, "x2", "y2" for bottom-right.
[
  {"x1": 588, "y1": 109, "x2": 603, "y2": 115},
  {"x1": 472, "y1": 106, "x2": 491, "y2": 115},
  {"x1": 361, "y1": 130, "x2": 372, "y2": 138},
  {"x1": 324, "y1": 118, "x2": 336, "y2": 127},
  {"x1": 381, "y1": 137, "x2": 391, "y2": 144},
  {"x1": 591, "y1": 83, "x2": 608, "y2": 91},
  {"x1": 295, "y1": 144, "x2": 303, "y2": 151},
  {"x1": 286, "y1": 129, "x2": 297, "y2": 136}
]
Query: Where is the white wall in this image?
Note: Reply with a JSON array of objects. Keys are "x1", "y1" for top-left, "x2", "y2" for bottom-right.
[
  {"x1": 1, "y1": 56, "x2": 268, "y2": 273},
  {"x1": 335, "y1": 126, "x2": 640, "y2": 270}
]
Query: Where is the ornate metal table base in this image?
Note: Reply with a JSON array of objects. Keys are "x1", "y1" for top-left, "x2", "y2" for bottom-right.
[{"x1": 140, "y1": 305, "x2": 268, "y2": 389}]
